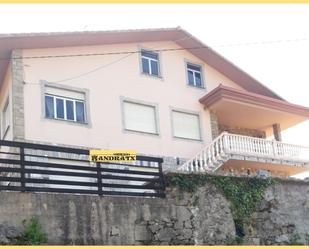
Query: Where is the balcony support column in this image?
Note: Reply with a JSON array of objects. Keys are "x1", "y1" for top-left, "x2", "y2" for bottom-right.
[
  {"x1": 272, "y1": 123, "x2": 282, "y2": 141},
  {"x1": 210, "y1": 110, "x2": 220, "y2": 139}
]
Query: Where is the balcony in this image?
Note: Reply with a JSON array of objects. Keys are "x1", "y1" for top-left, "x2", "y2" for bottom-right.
[
  {"x1": 199, "y1": 85, "x2": 309, "y2": 138},
  {"x1": 177, "y1": 132, "x2": 309, "y2": 177}
]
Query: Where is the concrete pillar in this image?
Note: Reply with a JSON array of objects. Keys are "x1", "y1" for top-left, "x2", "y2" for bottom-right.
[
  {"x1": 272, "y1": 123, "x2": 282, "y2": 141},
  {"x1": 11, "y1": 50, "x2": 25, "y2": 141},
  {"x1": 210, "y1": 111, "x2": 219, "y2": 140}
]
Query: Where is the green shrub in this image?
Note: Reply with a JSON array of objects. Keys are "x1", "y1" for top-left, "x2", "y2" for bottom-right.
[
  {"x1": 166, "y1": 174, "x2": 276, "y2": 240},
  {"x1": 17, "y1": 217, "x2": 47, "y2": 245}
]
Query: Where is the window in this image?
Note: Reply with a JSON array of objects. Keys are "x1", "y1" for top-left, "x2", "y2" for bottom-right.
[
  {"x1": 2, "y1": 98, "x2": 10, "y2": 137},
  {"x1": 44, "y1": 86, "x2": 86, "y2": 123},
  {"x1": 172, "y1": 110, "x2": 201, "y2": 140},
  {"x1": 123, "y1": 101, "x2": 158, "y2": 134},
  {"x1": 186, "y1": 63, "x2": 203, "y2": 88},
  {"x1": 141, "y1": 49, "x2": 160, "y2": 77}
]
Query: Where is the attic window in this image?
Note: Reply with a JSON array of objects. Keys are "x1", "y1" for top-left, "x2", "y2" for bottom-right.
[
  {"x1": 141, "y1": 49, "x2": 160, "y2": 77},
  {"x1": 186, "y1": 63, "x2": 203, "y2": 88}
]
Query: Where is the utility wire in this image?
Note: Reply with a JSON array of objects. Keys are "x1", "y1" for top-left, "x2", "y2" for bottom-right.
[
  {"x1": 21, "y1": 36, "x2": 309, "y2": 84},
  {"x1": 53, "y1": 34, "x2": 193, "y2": 83},
  {"x1": 26, "y1": 34, "x2": 194, "y2": 83},
  {"x1": 8, "y1": 37, "x2": 309, "y2": 61}
]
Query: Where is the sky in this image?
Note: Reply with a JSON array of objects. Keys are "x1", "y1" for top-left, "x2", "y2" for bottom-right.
[{"x1": 0, "y1": 4, "x2": 309, "y2": 176}]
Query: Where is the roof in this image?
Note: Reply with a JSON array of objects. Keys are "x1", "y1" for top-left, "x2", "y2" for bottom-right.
[
  {"x1": 199, "y1": 85, "x2": 309, "y2": 131},
  {"x1": 0, "y1": 27, "x2": 283, "y2": 100},
  {"x1": 200, "y1": 85, "x2": 309, "y2": 117}
]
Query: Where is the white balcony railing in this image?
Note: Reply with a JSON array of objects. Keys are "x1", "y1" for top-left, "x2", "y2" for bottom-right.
[{"x1": 177, "y1": 132, "x2": 309, "y2": 173}]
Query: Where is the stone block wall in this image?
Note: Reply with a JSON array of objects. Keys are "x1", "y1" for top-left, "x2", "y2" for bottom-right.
[
  {"x1": 0, "y1": 179, "x2": 308, "y2": 245},
  {"x1": 219, "y1": 124, "x2": 266, "y2": 138}
]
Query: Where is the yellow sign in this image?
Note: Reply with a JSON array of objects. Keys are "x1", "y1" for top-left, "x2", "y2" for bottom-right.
[{"x1": 89, "y1": 150, "x2": 136, "y2": 162}]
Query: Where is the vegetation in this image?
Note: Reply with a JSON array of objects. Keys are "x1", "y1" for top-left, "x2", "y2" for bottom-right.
[
  {"x1": 166, "y1": 173, "x2": 276, "y2": 239},
  {"x1": 16, "y1": 217, "x2": 47, "y2": 245},
  {"x1": 288, "y1": 233, "x2": 304, "y2": 245}
]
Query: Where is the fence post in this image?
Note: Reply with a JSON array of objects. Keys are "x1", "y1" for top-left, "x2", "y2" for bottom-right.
[
  {"x1": 96, "y1": 162, "x2": 103, "y2": 196},
  {"x1": 158, "y1": 160, "x2": 166, "y2": 198},
  {"x1": 20, "y1": 146, "x2": 26, "y2": 192}
]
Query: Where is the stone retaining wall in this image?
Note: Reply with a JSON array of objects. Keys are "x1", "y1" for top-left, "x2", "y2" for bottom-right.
[{"x1": 0, "y1": 179, "x2": 308, "y2": 245}]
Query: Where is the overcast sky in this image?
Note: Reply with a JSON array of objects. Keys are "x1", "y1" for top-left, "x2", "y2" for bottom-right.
[{"x1": 1, "y1": 4, "x2": 309, "y2": 148}]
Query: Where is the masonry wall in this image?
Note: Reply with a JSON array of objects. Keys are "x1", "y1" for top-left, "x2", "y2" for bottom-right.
[
  {"x1": 219, "y1": 124, "x2": 266, "y2": 138},
  {"x1": 0, "y1": 179, "x2": 308, "y2": 245}
]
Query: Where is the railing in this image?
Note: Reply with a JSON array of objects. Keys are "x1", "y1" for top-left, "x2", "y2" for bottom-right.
[
  {"x1": 225, "y1": 133, "x2": 309, "y2": 162},
  {"x1": 0, "y1": 140, "x2": 165, "y2": 198},
  {"x1": 178, "y1": 132, "x2": 309, "y2": 173},
  {"x1": 178, "y1": 132, "x2": 227, "y2": 172}
]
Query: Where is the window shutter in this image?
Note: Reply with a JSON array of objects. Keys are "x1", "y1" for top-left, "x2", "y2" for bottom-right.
[
  {"x1": 45, "y1": 86, "x2": 85, "y2": 100},
  {"x1": 172, "y1": 111, "x2": 201, "y2": 140},
  {"x1": 123, "y1": 101, "x2": 157, "y2": 134}
]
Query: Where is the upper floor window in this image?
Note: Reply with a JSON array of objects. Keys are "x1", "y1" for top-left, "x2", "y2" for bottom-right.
[
  {"x1": 2, "y1": 98, "x2": 10, "y2": 137},
  {"x1": 186, "y1": 63, "x2": 203, "y2": 88},
  {"x1": 172, "y1": 110, "x2": 201, "y2": 141},
  {"x1": 44, "y1": 86, "x2": 86, "y2": 123},
  {"x1": 141, "y1": 49, "x2": 160, "y2": 77},
  {"x1": 123, "y1": 100, "x2": 158, "y2": 135}
]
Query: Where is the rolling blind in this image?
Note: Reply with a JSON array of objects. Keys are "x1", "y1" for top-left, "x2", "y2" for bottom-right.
[
  {"x1": 45, "y1": 86, "x2": 85, "y2": 100},
  {"x1": 172, "y1": 111, "x2": 201, "y2": 140},
  {"x1": 123, "y1": 101, "x2": 157, "y2": 134}
]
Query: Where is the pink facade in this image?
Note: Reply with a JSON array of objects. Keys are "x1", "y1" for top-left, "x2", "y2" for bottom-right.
[
  {"x1": 1, "y1": 28, "x2": 308, "y2": 172},
  {"x1": 19, "y1": 41, "x2": 243, "y2": 158}
]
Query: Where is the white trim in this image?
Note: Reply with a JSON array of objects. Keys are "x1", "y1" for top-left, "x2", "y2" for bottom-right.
[{"x1": 46, "y1": 94, "x2": 86, "y2": 123}]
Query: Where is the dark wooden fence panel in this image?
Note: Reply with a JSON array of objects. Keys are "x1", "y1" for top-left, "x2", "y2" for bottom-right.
[{"x1": 0, "y1": 140, "x2": 165, "y2": 198}]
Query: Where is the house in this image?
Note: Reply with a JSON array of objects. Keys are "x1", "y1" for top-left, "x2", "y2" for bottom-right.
[{"x1": 0, "y1": 27, "x2": 309, "y2": 179}]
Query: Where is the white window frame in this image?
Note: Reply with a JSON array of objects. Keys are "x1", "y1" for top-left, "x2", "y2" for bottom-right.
[
  {"x1": 121, "y1": 97, "x2": 160, "y2": 136},
  {"x1": 141, "y1": 49, "x2": 160, "y2": 77},
  {"x1": 171, "y1": 108, "x2": 202, "y2": 141},
  {"x1": 45, "y1": 94, "x2": 86, "y2": 123},
  {"x1": 186, "y1": 62, "x2": 204, "y2": 88},
  {"x1": 41, "y1": 81, "x2": 91, "y2": 127}
]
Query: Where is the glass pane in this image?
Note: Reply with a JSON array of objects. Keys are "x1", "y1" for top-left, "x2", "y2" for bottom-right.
[
  {"x1": 56, "y1": 98, "x2": 64, "y2": 119},
  {"x1": 141, "y1": 50, "x2": 158, "y2": 60},
  {"x1": 45, "y1": 95, "x2": 54, "y2": 118},
  {"x1": 150, "y1": 60, "x2": 159, "y2": 76},
  {"x1": 187, "y1": 63, "x2": 201, "y2": 72},
  {"x1": 142, "y1": 58, "x2": 150, "y2": 74},
  {"x1": 76, "y1": 101, "x2": 85, "y2": 123},
  {"x1": 188, "y1": 70, "x2": 195, "y2": 85},
  {"x1": 66, "y1": 100, "x2": 74, "y2": 121},
  {"x1": 195, "y1": 72, "x2": 202, "y2": 87}
]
